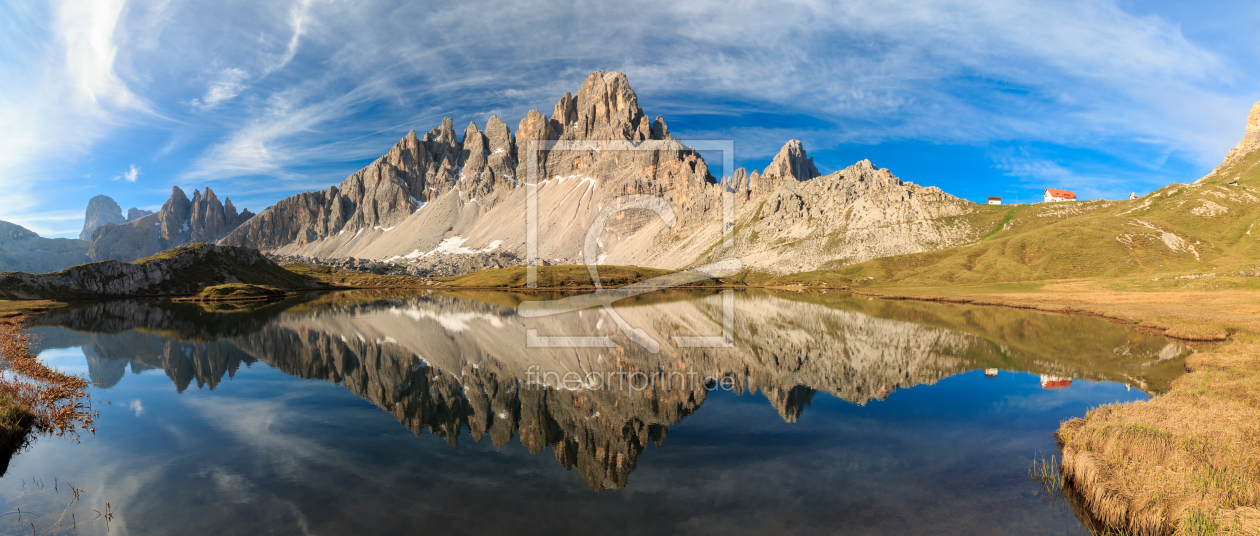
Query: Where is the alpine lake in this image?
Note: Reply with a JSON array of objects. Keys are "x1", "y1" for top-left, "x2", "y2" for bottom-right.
[{"x1": 5, "y1": 288, "x2": 1196, "y2": 535}]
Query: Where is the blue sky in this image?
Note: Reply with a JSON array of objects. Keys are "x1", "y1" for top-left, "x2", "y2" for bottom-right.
[{"x1": 2, "y1": 0, "x2": 1258, "y2": 238}]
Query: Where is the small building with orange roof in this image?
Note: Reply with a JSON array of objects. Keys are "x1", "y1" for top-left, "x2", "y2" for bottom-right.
[
  {"x1": 1043, "y1": 189, "x2": 1077, "y2": 203},
  {"x1": 1039, "y1": 375, "x2": 1073, "y2": 389}
]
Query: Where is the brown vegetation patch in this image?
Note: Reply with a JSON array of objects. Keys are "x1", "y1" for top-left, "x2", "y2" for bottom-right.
[
  {"x1": 1057, "y1": 341, "x2": 1260, "y2": 535},
  {"x1": 1164, "y1": 324, "x2": 1231, "y2": 342},
  {"x1": 0, "y1": 317, "x2": 96, "y2": 440},
  {"x1": 282, "y1": 263, "x2": 433, "y2": 288}
]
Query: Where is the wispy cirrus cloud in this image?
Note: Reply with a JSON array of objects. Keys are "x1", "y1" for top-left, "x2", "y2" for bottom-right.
[
  {"x1": 177, "y1": 0, "x2": 1252, "y2": 181},
  {"x1": 189, "y1": 67, "x2": 250, "y2": 110}
]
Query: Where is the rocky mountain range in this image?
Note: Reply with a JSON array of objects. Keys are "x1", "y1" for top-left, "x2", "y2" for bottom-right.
[
  {"x1": 30, "y1": 74, "x2": 1260, "y2": 281},
  {"x1": 0, "y1": 221, "x2": 89, "y2": 273},
  {"x1": 214, "y1": 71, "x2": 990, "y2": 275},
  {"x1": 80, "y1": 195, "x2": 153, "y2": 241},
  {"x1": 87, "y1": 187, "x2": 254, "y2": 263}
]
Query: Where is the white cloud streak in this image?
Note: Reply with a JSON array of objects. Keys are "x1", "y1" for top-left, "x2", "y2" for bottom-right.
[
  {"x1": 115, "y1": 163, "x2": 140, "y2": 182},
  {"x1": 190, "y1": 67, "x2": 250, "y2": 109}
]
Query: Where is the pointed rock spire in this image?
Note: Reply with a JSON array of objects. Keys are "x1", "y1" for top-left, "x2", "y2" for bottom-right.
[
  {"x1": 485, "y1": 115, "x2": 516, "y2": 185},
  {"x1": 762, "y1": 140, "x2": 821, "y2": 181},
  {"x1": 1225, "y1": 101, "x2": 1260, "y2": 164},
  {"x1": 190, "y1": 187, "x2": 229, "y2": 243},
  {"x1": 458, "y1": 121, "x2": 489, "y2": 185},
  {"x1": 565, "y1": 71, "x2": 649, "y2": 141},
  {"x1": 158, "y1": 187, "x2": 192, "y2": 243},
  {"x1": 651, "y1": 116, "x2": 670, "y2": 140}
]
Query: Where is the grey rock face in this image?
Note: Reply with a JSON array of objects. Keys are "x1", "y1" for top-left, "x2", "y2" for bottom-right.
[
  {"x1": 761, "y1": 140, "x2": 821, "y2": 181},
  {"x1": 80, "y1": 195, "x2": 126, "y2": 240},
  {"x1": 223, "y1": 118, "x2": 480, "y2": 251},
  {"x1": 457, "y1": 121, "x2": 490, "y2": 194},
  {"x1": 222, "y1": 198, "x2": 253, "y2": 229},
  {"x1": 88, "y1": 186, "x2": 253, "y2": 262},
  {"x1": 127, "y1": 208, "x2": 154, "y2": 221},
  {"x1": 0, "y1": 221, "x2": 88, "y2": 273},
  {"x1": 158, "y1": 186, "x2": 192, "y2": 245},
  {"x1": 650, "y1": 115, "x2": 670, "y2": 140},
  {"x1": 484, "y1": 115, "x2": 516, "y2": 186},
  {"x1": 516, "y1": 109, "x2": 557, "y2": 171},
  {"x1": 190, "y1": 188, "x2": 228, "y2": 243},
  {"x1": 722, "y1": 158, "x2": 977, "y2": 273}
]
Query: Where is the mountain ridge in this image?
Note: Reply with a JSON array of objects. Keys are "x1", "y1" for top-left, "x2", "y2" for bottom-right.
[
  {"x1": 219, "y1": 71, "x2": 993, "y2": 275},
  {"x1": 0, "y1": 221, "x2": 88, "y2": 274},
  {"x1": 88, "y1": 187, "x2": 254, "y2": 263}
]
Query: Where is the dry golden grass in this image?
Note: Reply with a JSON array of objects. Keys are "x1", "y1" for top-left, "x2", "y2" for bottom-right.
[
  {"x1": 281, "y1": 263, "x2": 434, "y2": 288},
  {"x1": 0, "y1": 317, "x2": 96, "y2": 440},
  {"x1": 1058, "y1": 340, "x2": 1260, "y2": 535},
  {"x1": 860, "y1": 282, "x2": 1260, "y2": 535},
  {"x1": 0, "y1": 299, "x2": 64, "y2": 318}
]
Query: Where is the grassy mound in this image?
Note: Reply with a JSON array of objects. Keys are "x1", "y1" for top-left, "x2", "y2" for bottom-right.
[
  {"x1": 183, "y1": 283, "x2": 288, "y2": 302},
  {"x1": 0, "y1": 395, "x2": 34, "y2": 452},
  {"x1": 0, "y1": 243, "x2": 321, "y2": 300},
  {"x1": 132, "y1": 243, "x2": 318, "y2": 291}
]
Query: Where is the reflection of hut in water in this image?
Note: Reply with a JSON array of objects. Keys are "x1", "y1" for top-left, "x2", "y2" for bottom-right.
[
  {"x1": 1040, "y1": 375, "x2": 1073, "y2": 389},
  {"x1": 984, "y1": 368, "x2": 999, "y2": 377}
]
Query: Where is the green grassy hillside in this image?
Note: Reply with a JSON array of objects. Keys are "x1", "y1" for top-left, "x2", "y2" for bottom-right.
[{"x1": 823, "y1": 150, "x2": 1260, "y2": 285}]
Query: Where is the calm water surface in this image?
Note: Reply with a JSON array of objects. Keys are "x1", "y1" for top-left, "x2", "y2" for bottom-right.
[{"x1": 6, "y1": 290, "x2": 1191, "y2": 535}]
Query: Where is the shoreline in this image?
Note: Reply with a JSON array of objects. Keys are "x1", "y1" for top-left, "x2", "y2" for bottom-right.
[{"x1": 849, "y1": 284, "x2": 1259, "y2": 534}]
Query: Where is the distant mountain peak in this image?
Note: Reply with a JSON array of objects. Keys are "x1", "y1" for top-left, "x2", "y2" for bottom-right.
[
  {"x1": 85, "y1": 184, "x2": 253, "y2": 262},
  {"x1": 80, "y1": 195, "x2": 126, "y2": 240},
  {"x1": 762, "y1": 140, "x2": 821, "y2": 181}
]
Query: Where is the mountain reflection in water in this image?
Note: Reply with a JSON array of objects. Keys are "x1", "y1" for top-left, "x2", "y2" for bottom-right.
[{"x1": 27, "y1": 290, "x2": 1190, "y2": 493}]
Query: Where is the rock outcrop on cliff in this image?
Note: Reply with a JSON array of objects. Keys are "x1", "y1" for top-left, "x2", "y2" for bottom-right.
[
  {"x1": 88, "y1": 187, "x2": 254, "y2": 262},
  {"x1": 716, "y1": 157, "x2": 977, "y2": 273},
  {"x1": 220, "y1": 71, "x2": 983, "y2": 274},
  {"x1": 0, "y1": 221, "x2": 88, "y2": 273}
]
